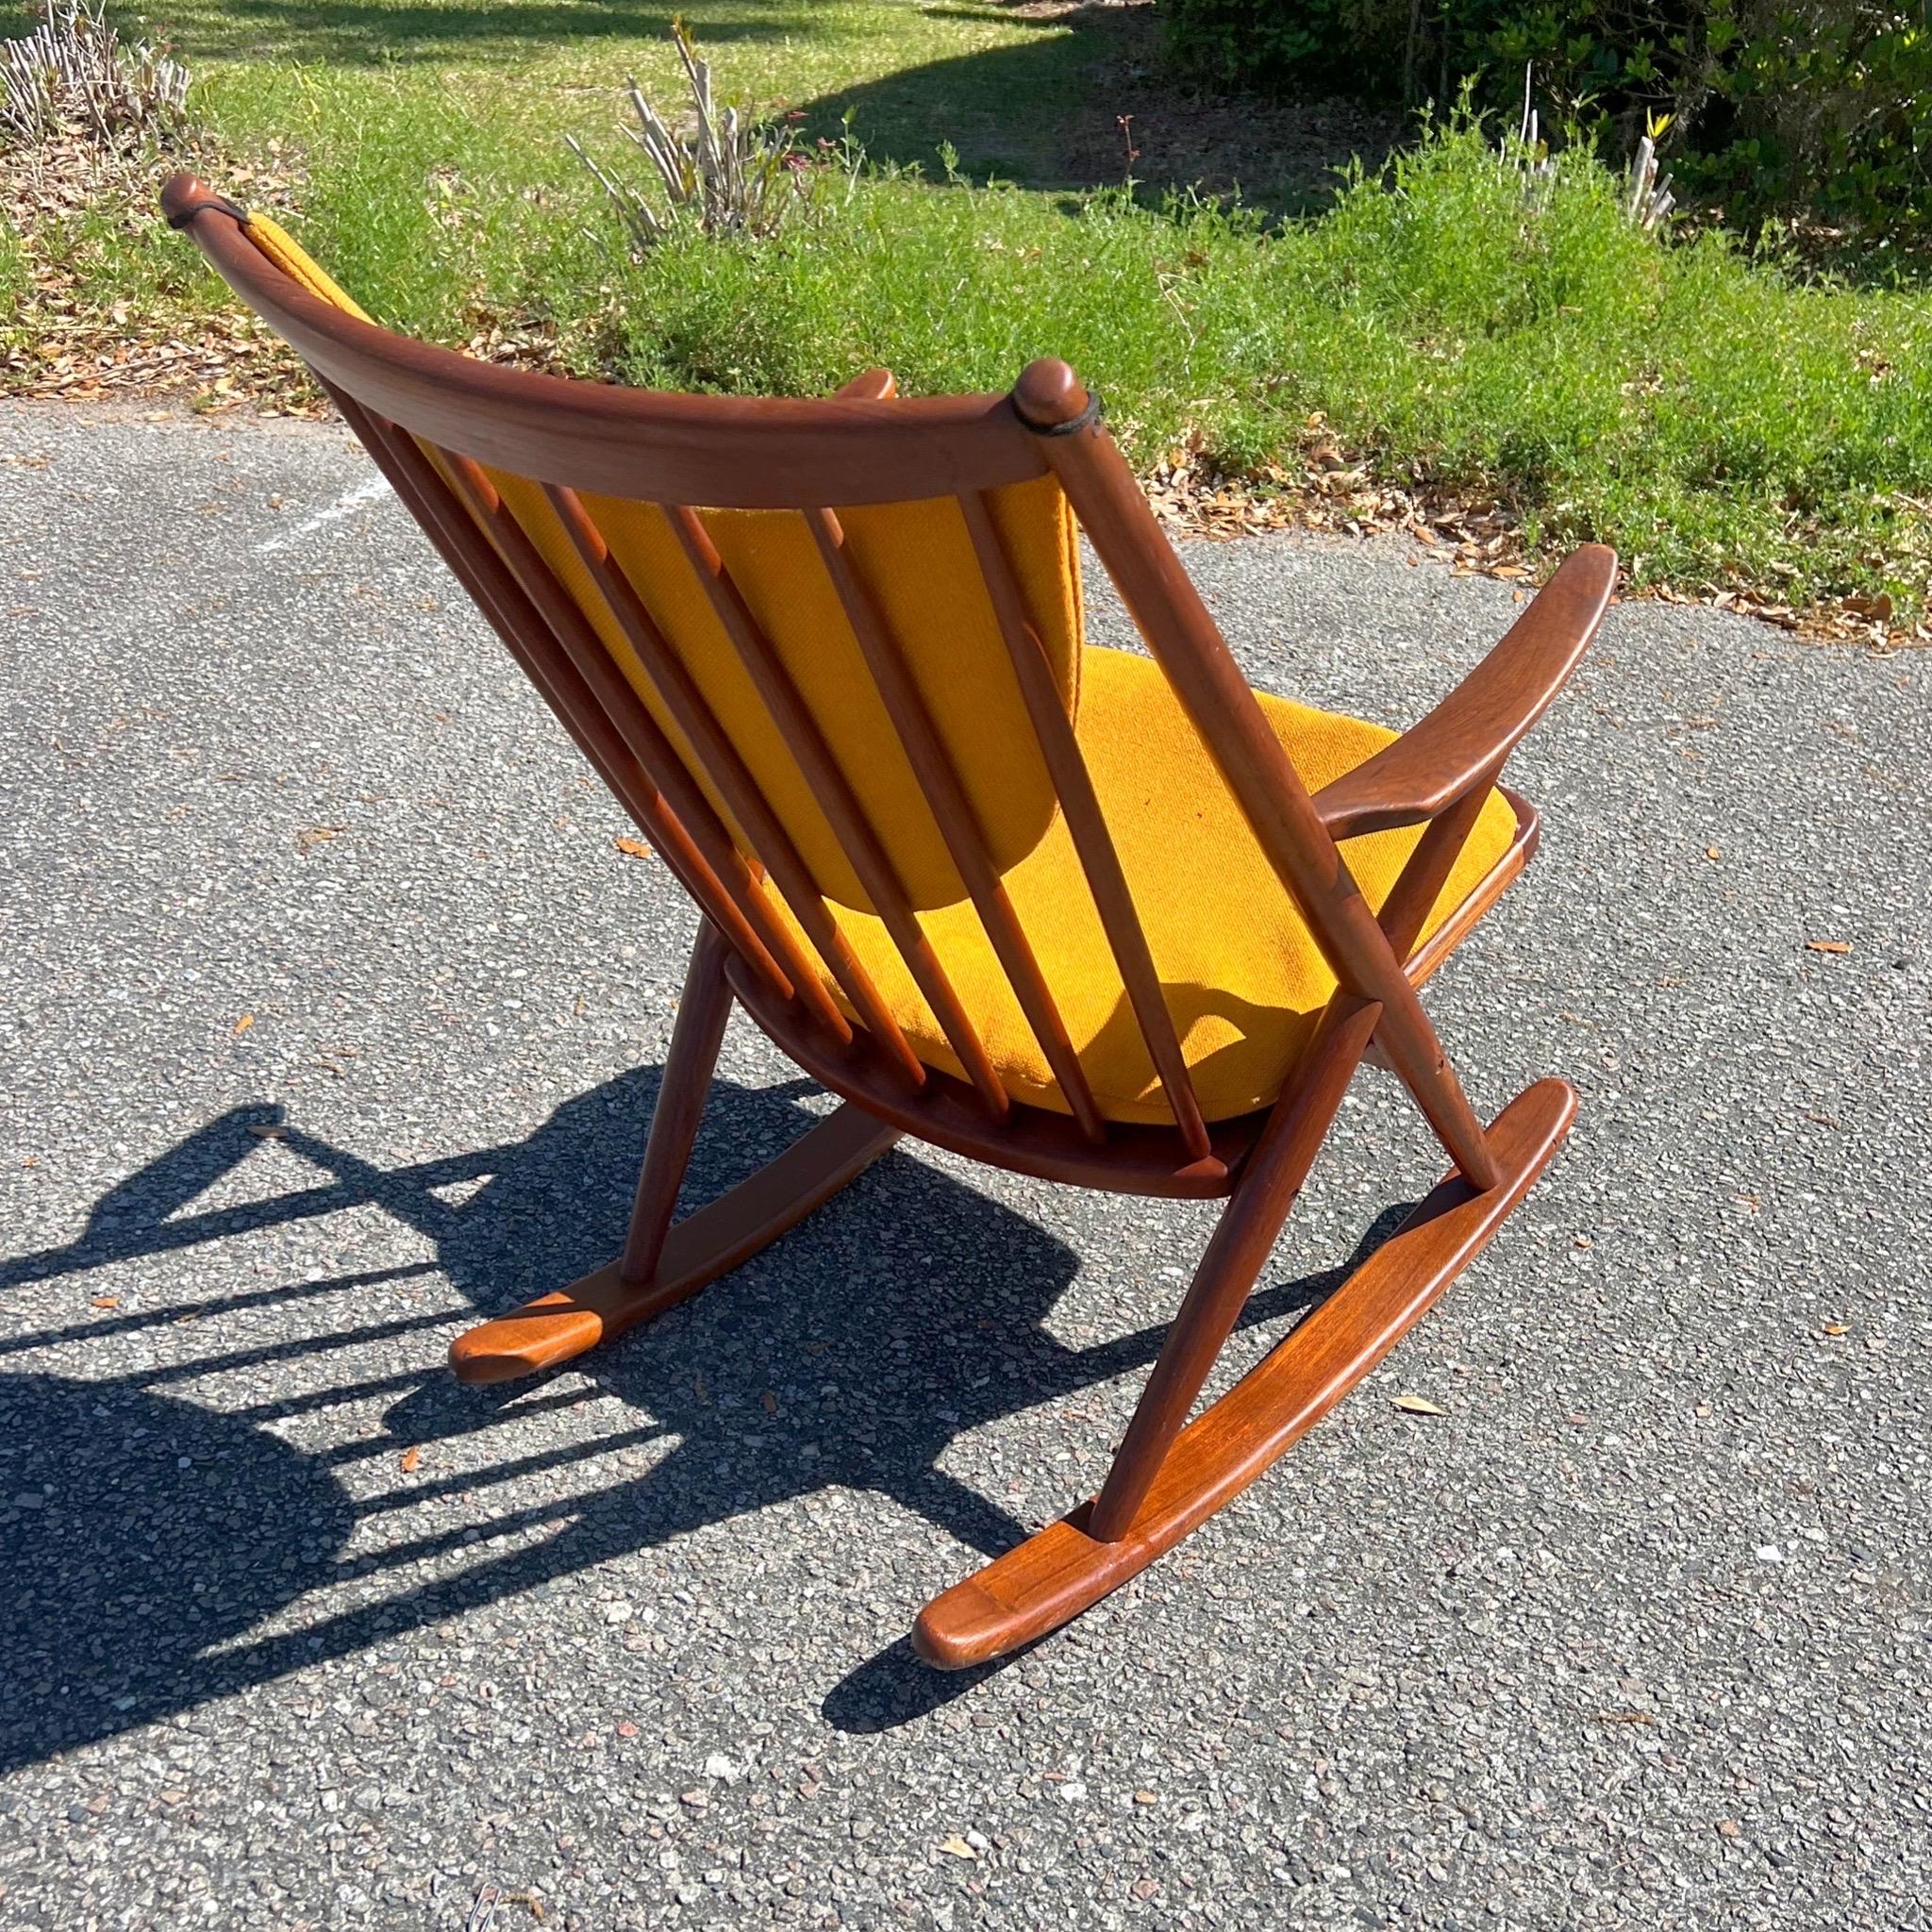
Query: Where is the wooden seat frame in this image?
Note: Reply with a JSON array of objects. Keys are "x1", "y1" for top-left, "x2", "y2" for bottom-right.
[{"x1": 165, "y1": 175, "x2": 1614, "y2": 1669}]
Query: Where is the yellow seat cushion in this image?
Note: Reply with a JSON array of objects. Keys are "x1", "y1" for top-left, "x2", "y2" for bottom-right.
[{"x1": 775, "y1": 645, "x2": 1518, "y2": 1124}]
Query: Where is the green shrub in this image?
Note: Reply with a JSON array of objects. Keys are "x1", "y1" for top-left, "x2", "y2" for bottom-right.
[
  {"x1": 601, "y1": 123, "x2": 1932, "y2": 614},
  {"x1": 1160, "y1": 2, "x2": 1932, "y2": 242},
  {"x1": 1682, "y1": 5, "x2": 1932, "y2": 244},
  {"x1": 1158, "y1": 0, "x2": 1408, "y2": 95}
]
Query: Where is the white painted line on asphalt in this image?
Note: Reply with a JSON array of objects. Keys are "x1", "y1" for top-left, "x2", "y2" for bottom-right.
[{"x1": 257, "y1": 471, "x2": 392, "y2": 554}]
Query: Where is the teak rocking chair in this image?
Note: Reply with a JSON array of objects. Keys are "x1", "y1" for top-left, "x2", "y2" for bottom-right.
[{"x1": 165, "y1": 175, "x2": 1614, "y2": 1668}]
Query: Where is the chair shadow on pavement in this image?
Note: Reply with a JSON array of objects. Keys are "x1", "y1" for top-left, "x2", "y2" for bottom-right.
[{"x1": 0, "y1": 1074, "x2": 1407, "y2": 1763}]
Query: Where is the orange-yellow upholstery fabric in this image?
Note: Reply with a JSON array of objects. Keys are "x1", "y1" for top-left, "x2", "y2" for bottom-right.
[
  {"x1": 485, "y1": 478, "x2": 1083, "y2": 911},
  {"x1": 226, "y1": 205, "x2": 1517, "y2": 1126},
  {"x1": 770, "y1": 647, "x2": 1519, "y2": 1124},
  {"x1": 242, "y1": 212, "x2": 372, "y2": 324}
]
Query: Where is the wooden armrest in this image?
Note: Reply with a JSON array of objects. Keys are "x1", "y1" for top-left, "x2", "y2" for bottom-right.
[{"x1": 1314, "y1": 543, "x2": 1616, "y2": 841}]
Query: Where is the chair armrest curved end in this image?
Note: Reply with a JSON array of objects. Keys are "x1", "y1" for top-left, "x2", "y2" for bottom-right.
[{"x1": 1315, "y1": 543, "x2": 1616, "y2": 841}]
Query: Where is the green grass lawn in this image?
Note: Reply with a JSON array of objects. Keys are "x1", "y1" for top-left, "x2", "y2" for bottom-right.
[
  {"x1": 146, "y1": 0, "x2": 1111, "y2": 211},
  {"x1": 6, "y1": 0, "x2": 1930, "y2": 627},
  {"x1": 3, "y1": 1, "x2": 1130, "y2": 369}
]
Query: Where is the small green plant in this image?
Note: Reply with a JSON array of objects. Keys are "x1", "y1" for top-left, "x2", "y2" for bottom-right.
[
  {"x1": 0, "y1": 217, "x2": 29, "y2": 338},
  {"x1": 1507, "y1": 75, "x2": 1675, "y2": 231},
  {"x1": 1624, "y1": 112, "x2": 1677, "y2": 232},
  {"x1": 566, "y1": 20, "x2": 819, "y2": 254}
]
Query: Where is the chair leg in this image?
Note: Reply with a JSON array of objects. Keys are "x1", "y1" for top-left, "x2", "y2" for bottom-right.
[
  {"x1": 618, "y1": 920, "x2": 738, "y2": 1286},
  {"x1": 1088, "y1": 997, "x2": 1379, "y2": 1541},
  {"x1": 448, "y1": 922, "x2": 900, "y2": 1384},
  {"x1": 912, "y1": 1075, "x2": 1577, "y2": 1669}
]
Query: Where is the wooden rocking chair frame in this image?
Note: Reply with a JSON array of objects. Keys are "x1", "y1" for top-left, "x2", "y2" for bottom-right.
[{"x1": 165, "y1": 175, "x2": 1614, "y2": 1669}]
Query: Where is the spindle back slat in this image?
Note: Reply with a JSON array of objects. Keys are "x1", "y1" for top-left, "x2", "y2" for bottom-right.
[
  {"x1": 333, "y1": 389, "x2": 804, "y2": 1003},
  {"x1": 957, "y1": 489, "x2": 1215, "y2": 1161},
  {"x1": 662, "y1": 504, "x2": 1013, "y2": 1121}
]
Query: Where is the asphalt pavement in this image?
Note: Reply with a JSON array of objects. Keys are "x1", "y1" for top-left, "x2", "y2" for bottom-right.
[{"x1": 1, "y1": 399, "x2": 1927, "y2": 1930}]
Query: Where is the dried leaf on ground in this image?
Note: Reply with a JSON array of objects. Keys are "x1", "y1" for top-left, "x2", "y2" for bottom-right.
[
  {"x1": 1391, "y1": 1392, "x2": 1447, "y2": 1416},
  {"x1": 613, "y1": 835, "x2": 652, "y2": 859},
  {"x1": 1804, "y1": 939, "x2": 1852, "y2": 954}
]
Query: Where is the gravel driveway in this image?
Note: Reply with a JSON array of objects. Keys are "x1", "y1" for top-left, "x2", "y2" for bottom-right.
[{"x1": 1, "y1": 400, "x2": 1926, "y2": 1930}]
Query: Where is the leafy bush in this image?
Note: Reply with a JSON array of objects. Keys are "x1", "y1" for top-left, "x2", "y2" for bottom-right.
[
  {"x1": 1160, "y1": 2, "x2": 1932, "y2": 242},
  {"x1": 1680, "y1": 5, "x2": 1932, "y2": 243},
  {"x1": 1158, "y1": 0, "x2": 1407, "y2": 96},
  {"x1": 600, "y1": 123, "x2": 1932, "y2": 614}
]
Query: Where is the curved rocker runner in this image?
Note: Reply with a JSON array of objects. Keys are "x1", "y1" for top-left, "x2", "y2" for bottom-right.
[{"x1": 162, "y1": 173, "x2": 1615, "y2": 1668}]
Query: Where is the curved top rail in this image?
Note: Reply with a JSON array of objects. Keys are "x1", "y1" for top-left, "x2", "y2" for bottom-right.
[{"x1": 162, "y1": 173, "x2": 1049, "y2": 508}]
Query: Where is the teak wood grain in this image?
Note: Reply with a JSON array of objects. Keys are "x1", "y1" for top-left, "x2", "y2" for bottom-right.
[
  {"x1": 537, "y1": 479, "x2": 924, "y2": 1073},
  {"x1": 1313, "y1": 544, "x2": 1615, "y2": 840},
  {"x1": 913, "y1": 1076, "x2": 1578, "y2": 1667},
  {"x1": 166, "y1": 174, "x2": 1613, "y2": 1665}
]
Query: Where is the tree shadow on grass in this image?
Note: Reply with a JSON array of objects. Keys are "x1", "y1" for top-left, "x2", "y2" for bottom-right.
[
  {"x1": 0, "y1": 1073, "x2": 1407, "y2": 1767},
  {"x1": 795, "y1": 1, "x2": 1405, "y2": 219},
  {"x1": 171, "y1": 0, "x2": 1406, "y2": 215}
]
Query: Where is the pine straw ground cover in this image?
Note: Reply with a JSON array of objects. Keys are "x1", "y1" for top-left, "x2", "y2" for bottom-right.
[{"x1": 4, "y1": 0, "x2": 1929, "y2": 653}]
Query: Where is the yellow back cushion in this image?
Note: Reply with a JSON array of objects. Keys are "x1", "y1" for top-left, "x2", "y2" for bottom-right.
[
  {"x1": 244, "y1": 213, "x2": 372, "y2": 322},
  {"x1": 237, "y1": 204, "x2": 1088, "y2": 912},
  {"x1": 488, "y1": 477, "x2": 1084, "y2": 912}
]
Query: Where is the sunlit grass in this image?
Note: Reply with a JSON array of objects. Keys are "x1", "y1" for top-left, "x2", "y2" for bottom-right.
[
  {"x1": 599, "y1": 134, "x2": 1932, "y2": 613},
  {"x1": 8, "y1": 2, "x2": 1928, "y2": 616}
]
